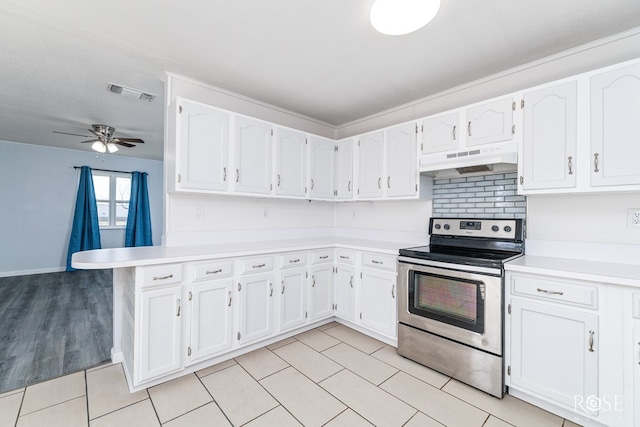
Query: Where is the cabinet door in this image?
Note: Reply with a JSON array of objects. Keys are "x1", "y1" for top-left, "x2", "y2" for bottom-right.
[
  {"x1": 466, "y1": 98, "x2": 514, "y2": 147},
  {"x1": 177, "y1": 99, "x2": 229, "y2": 191},
  {"x1": 358, "y1": 131, "x2": 385, "y2": 198},
  {"x1": 275, "y1": 128, "x2": 307, "y2": 197},
  {"x1": 309, "y1": 136, "x2": 335, "y2": 199},
  {"x1": 139, "y1": 286, "x2": 182, "y2": 383},
  {"x1": 335, "y1": 265, "x2": 355, "y2": 321},
  {"x1": 633, "y1": 322, "x2": 640, "y2": 426},
  {"x1": 386, "y1": 123, "x2": 417, "y2": 197},
  {"x1": 310, "y1": 264, "x2": 333, "y2": 320},
  {"x1": 238, "y1": 273, "x2": 274, "y2": 345},
  {"x1": 590, "y1": 62, "x2": 640, "y2": 187},
  {"x1": 187, "y1": 279, "x2": 233, "y2": 365},
  {"x1": 421, "y1": 112, "x2": 460, "y2": 154},
  {"x1": 522, "y1": 81, "x2": 577, "y2": 190},
  {"x1": 509, "y1": 298, "x2": 598, "y2": 414},
  {"x1": 335, "y1": 139, "x2": 354, "y2": 199},
  {"x1": 360, "y1": 269, "x2": 397, "y2": 337},
  {"x1": 279, "y1": 267, "x2": 308, "y2": 332},
  {"x1": 235, "y1": 116, "x2": 272, "y2": 194}
]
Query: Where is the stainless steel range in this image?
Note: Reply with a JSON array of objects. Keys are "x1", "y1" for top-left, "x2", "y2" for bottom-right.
[{"x1": 397, "y1": 217, "x2": 524, "y2": 398}]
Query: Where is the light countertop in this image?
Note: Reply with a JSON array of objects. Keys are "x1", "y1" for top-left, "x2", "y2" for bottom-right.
[
  {"x1": 505, "y1": 255, "x2": 640, "y2": 288},
  {"x1": 72, "y1": 237, "x2": 416, "y2": 269}
]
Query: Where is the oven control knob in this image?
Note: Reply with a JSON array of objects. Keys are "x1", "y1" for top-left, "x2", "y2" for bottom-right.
[
  {"x1": 443, "y1": 224, "x2": 450, "y2": 230},
  {"x1": 504, "y1": 226, "x2": 512, "y2": 232},
  {"x1": 491, "y1": 225, "x2": 499, "y2": 232},
  {"x1": 434, "y1": 224, "x2": 441, "y2": 230}
]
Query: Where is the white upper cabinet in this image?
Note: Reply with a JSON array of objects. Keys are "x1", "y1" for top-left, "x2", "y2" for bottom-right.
[
  {"x1": 420, "y1": 112, "x2": 460, "y2": 154},
  {"x1": 386, "y1": 123, "x2": 417, "y2": 197},
  {"x1": 335, "y1": 138, "x2": 354, "y2": 199},
  {"x1": 308, "y1": 136, "x2": 335, "y2": 200},
  {"x1": 590, "y1": 61, "x2": 640, "y2": 187},
  {"x1": 466, "y1": 97, "x2": 515, "y2": 147},
  {"x1": 234, "y1": 116, "x2": 273, "y2": 194},
  {"x1": 275, "y1": 128, "x2": 307, "y2": 197},
  {"x1": 358, "y1": 131, "x2": 385, "y2": 199},
  {"x1": 521, "y1": 81, "x2": 578, "y2": 191},
  {"x1": 176, "y1": 99, "x2": 229, "y2": 192}
]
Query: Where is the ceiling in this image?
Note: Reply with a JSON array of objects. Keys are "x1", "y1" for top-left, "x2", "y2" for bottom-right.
[{"x1": 2, "y1": 1, "x2": 640, "y2": 161}]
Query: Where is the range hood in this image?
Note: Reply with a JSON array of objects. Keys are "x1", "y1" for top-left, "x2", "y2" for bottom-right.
[{"x1": 419, "y1": 142, "x2": 518, "y2": 178}]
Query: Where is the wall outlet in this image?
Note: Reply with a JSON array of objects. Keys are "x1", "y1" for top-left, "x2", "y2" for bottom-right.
[
  {"x1": 195, "y1": 206, "x2": 204, "y2": 220},
  {"x1": 628, "y1": 209, "x2": 640, "y2": 228}
]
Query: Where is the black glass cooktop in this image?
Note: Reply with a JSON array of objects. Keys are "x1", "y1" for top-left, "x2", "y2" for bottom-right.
[{"x1": 399, "y1": 245, "x2": 523, "y2": 269}]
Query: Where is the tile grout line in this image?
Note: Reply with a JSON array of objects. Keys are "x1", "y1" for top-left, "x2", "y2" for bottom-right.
[
  {"x1": 193, "y1": 372, "x2": 234, "y2": 427},
  {"x1": 13, "y1": 387, "x2": 26, "y2": 427},
  {"x1": 84, "y1": 369, "x2": 89, "y2": 426}
]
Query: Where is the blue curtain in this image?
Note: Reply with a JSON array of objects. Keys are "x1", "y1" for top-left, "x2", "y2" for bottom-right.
[
  {"x1": 125, "y1": 171, "x2": 153, "y2": 247},
  {"x1": 66, "y1": 166, "x2": 102, "y2": 271}
]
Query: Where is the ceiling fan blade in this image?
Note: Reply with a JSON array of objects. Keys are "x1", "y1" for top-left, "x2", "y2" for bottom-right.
[
  {"x1": 114, "y1": 137, "x2": 144, "y2": 144},
  {"x1": 53, "y1": 131, "x2": 92, "y2": 138},
  {"x1": 115, "y1": 141, "x2": 136, "y2": 148},
  {"x1": 80, "y1": 139, "x2": 100, "y2": 144}
]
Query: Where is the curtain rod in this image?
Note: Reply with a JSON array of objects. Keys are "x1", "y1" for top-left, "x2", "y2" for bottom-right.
[{"x1": 73, "y1": 166, "x2": 147, "y2": 175}]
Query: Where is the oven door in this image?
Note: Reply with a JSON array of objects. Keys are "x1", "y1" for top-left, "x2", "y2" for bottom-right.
[{"x1": 397, "y1": 258, "x2": 503, "y2": 356}]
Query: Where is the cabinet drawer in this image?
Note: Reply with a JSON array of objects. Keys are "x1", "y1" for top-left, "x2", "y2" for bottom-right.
[
  {"x1": 279, "y1": 252, "x2": 307, "y2": 269},
  {"x1": 141, "y1": 264, "x2": 183, "y2": 288},
  {"x1": 361, "y1": 253, "x2": 396, "y2": 271},
  {"x1": 193, "y1": 260, "x2": 233, "y2": 281},
  {"x1": 241, "y1": 256, "x2": 274, "y2": 274},
  {"x1": 311, "y1": 249, "x2": 334, "y2": 264},
  {"x1": 336, "y1": 249, "x2": 355, "y2": 264},
  {"x1": 510, "y1": 274, "x2": 598, "y2": 309}
]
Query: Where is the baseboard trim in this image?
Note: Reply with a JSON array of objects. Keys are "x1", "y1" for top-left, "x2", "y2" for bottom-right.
[{"x1": 0, "y1": 267, "x2": 66, "y2": 278}]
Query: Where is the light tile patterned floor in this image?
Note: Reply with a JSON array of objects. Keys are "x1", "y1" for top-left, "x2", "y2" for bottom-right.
[{"x1": 0, "y1": 322, "x2": 580, "y2": 427}]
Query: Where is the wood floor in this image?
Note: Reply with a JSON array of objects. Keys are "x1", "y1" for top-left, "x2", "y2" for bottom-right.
[{"x1": 0, "y1": 269, "x2": 112, "y2": 394}]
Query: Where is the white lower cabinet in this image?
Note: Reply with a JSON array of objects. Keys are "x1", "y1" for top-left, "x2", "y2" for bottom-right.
[
  {"x1": 334, "y1": 264, "x2": 355, "y2": 321},
  {"x1": 309, "y1": 263, "x2": 333, "y2": 321},
  {"x1": 278, "y1": 267, "x2": 308, "y2": 332},
  {"x1": 185, "y1": 279, "x2": 233, "y2": 366},
  {"x1": 632, "y1": 321, "x2": 640, "y2": 426},
  {"x1": 509, "y1": 297, "x2": 599, "y2": 413},
  {"x1": 238, "y1": 271, "x2": 275, "y2": 345},
  {"x1": 360, "y1": 268, "x2": 397, "y2": 338},
  {"x1": 138, "y1": 285, "x2": 183, "y2": 383}
]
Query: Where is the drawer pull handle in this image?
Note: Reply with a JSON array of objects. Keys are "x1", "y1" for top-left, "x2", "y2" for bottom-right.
[
  {"x1": 536, "y1": 288, "x2": 563, "y2": 295},
  {"x1": 252, "y1": 263, "x2": 266, "y2": 269},
  {"x1": 588, "y1": 330, "x2": 595, "y2": 352},
  {"x1": 340, "y1": 255, "x2": 349, "y2": 259},
  {"x1": 372, "y1": 260, "x2": 383, "y2": 265},
  {"x1": 153, "y1": 274, "x2": 174, "y2": 281},
  {"x1": 228, "y1": 291, "x2": 232, "y2": 307},
  {"x1": 289, "y1": 259, "x2": 300, "y2": 263},
  {"x1": 206, "y1": 269, "x2": 222, "y2": 275},
  {"x1": 319, "y1": 255, "x2": 329, "y2": 260}
]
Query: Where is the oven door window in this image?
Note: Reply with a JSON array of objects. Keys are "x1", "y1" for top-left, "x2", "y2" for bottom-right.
[{"x1": 408, "y1": 271, "x2": 485, "y2": 334}]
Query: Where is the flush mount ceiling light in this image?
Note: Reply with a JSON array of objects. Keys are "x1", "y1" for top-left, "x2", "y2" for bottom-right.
[{"x1": 370, "y1": 0, "x2": 441, "y2": 35}]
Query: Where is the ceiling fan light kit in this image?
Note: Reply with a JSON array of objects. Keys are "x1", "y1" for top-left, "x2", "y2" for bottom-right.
[
  {"x1": 370, "y1": 0, "x2": 441, "y2": 35},
  {"x1": 91, "y1": 140, "x2": 106, "y2": 153}
]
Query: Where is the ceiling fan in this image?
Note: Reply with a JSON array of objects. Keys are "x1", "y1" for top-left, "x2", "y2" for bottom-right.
[{"x1": 53, "y1": 124, "x2": 144, "y2": 153}]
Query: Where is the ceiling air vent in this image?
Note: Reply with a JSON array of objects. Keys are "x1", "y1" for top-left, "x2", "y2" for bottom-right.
[{"x1": 107, "y1": 83, "x2": 156, "y2": 102}]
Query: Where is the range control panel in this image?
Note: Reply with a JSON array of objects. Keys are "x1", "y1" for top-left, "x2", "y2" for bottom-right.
[{"x1": 430, "y1": 218, "x2": 518, "y2": 239}]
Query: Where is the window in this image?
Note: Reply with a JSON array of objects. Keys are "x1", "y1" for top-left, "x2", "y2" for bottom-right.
[{"x1": 93, "y1": 172, "x2": 131, "y2": 228}]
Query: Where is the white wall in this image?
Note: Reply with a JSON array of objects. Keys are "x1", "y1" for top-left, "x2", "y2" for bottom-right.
[
  {"x1": 526, "y1": 193, "x2": 640, "y2": 245},
  {"x1": 165, "y1": 193, "x2": 335, "y2": 246},
  {"x1": 0, "y1": 140, "x2": 163, "y2": 276}
]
